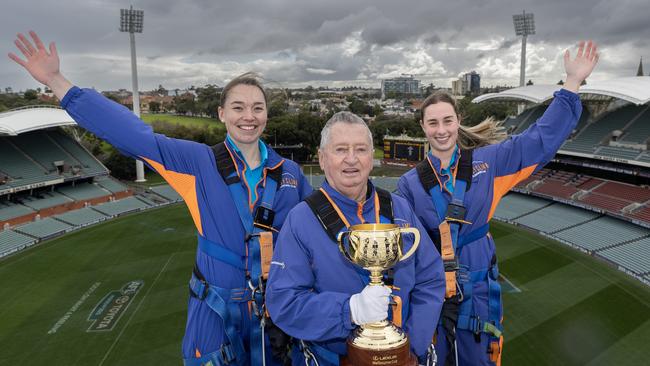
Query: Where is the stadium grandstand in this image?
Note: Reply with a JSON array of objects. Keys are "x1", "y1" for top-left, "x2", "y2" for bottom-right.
[
  {"x1": 0, "y1": 106, "x2": 180, "y2": 259},
  {"x1": 475, "y1": 75, "x2": 650, "y2": 285}
]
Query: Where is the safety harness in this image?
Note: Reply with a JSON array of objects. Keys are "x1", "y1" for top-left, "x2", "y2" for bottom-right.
[
  {"x1": 299, "y1": 185, "x2": 399, "y2": 366},
  {"x1": 185, "y1": 142, "x2": 282, "y2": 366},
  {"x1": 416, "y1": 150, "x2": 502, "y2": 365}
]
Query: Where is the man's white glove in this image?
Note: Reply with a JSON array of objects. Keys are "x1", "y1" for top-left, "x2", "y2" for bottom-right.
[{"x1": 349, "y1": 285, "x2": 391, "y2": 325}]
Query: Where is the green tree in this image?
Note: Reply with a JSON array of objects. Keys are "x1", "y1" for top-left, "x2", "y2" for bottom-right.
[
  {"x1": 103, "y1": 146, "x2": 136, "y2": 180},
  {"x1": 148, "y1": 101, "x2": 161, "y2": 113},
  {"x1": 196, "y1": 84, "x2": 220, "y2": 118},
  {"x1": 23, "y1": 89, "x2": 38, "y2": 100}
]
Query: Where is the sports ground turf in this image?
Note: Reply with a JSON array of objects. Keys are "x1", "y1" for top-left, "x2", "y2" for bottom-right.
[{"x1": 1, "y1": 204, "x2": 649, "y2": 365}]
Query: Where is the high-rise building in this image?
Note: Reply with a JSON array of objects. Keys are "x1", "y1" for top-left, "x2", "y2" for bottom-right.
[
  {"x1": 451, "y1": 71, "x2": 480, "y2": 95},
  {"x1": 381, "y1": 76, "x2": 420, "y2": 99}
]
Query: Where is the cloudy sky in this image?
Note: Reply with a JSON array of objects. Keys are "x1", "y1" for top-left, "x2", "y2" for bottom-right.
[{"x1": 2, "y1": 0, "x2": 648, "y2": 91}]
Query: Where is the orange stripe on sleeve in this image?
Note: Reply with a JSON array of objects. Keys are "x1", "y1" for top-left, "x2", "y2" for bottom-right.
[
  {"x1": 487, "y1": 164, "x2": 537, "y2": 221},
  {"x1": 141, "y1": 157, "x2": 203, "y2": 235}
]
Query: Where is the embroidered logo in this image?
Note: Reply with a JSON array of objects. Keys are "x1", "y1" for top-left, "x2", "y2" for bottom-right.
[
  {"x1": 280, "y1": 172, "x2": 298, "y2": 189},
  {"x1": 472, "y1": 161, "x2": 489, "y2": 178}
]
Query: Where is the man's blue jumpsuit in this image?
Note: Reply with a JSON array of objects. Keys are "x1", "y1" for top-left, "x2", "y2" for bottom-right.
[
  {"x1": 60, "y1": 87, "x2": 313, "y2": 364},
  {"x1": 265, "y1": 180, "x2": 446, "y2": 365},
  {"x1": 397, "y1": 89, "x2": 582, "y2": 365}
]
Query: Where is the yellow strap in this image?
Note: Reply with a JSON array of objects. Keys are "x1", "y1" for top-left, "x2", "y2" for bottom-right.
[
  {"x1": 438, "y1": 221, "x2": 457, "y2": 298},
  {"x1": 259, "y1": 231, "x2": 274, "y2": 280}
]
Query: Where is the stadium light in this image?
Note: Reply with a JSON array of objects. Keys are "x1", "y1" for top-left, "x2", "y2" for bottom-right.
[
  {"x1": 513, "y1": 11, "x2": 535, "y2": 88},
  {"x1": 120, "y1": 6, "x2": 146, "y2": 182}
]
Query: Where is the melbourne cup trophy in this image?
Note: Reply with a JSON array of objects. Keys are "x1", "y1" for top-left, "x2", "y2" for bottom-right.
[{"x1": 338, "y1": 223, "x2": 420, "y2": 366}]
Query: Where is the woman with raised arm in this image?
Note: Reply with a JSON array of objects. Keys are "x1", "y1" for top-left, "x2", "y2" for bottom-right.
[
  {"x1": 396, "y1": 41, "x2": 599, "y2": 366},
  {"x1": 10, "y1": 31, "x2": 312, "y2": 366}
]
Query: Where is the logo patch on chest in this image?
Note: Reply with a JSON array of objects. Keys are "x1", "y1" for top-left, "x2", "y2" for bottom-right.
[
  {"x1": 472, "y1": 161, "x2": 489, "y2": 178},
  {"x1": 280, "y1": 172, "x2": 298, "y2": 189}
]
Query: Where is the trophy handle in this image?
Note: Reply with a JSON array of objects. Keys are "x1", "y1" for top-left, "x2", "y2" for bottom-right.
[
  {"x1": 399, "y1": 228, "x2": 420, "y2": 262},
  {"x1": 337, "y1": 231, "x2": 356, "y2": 263}
]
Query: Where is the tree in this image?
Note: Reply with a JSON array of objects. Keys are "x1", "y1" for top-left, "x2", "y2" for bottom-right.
[
  {"x1": 23, "y1": 89, "x2": 38, "y2": 100},
  {"x1": 348, "y1": 98, "x2": 368, "y2": 115},
  {"x1": 196, "y1": 84, "x2": 220, "y2": 118},
  {"x1": 103, "y1": 146, "x2": 136, "y2": 180},
  {"x1": 148, "y1": 101, "x2": 161, "y2": 113}
]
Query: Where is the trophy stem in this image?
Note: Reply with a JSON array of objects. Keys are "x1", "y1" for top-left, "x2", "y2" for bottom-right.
[{"x1": 368, "y1": 269, "x2": 384, "y2": 286}]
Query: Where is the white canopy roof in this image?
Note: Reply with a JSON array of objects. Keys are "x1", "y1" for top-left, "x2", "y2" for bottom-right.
[
  {"x1": 579, "y1": 76, "x2": 650, "y2": 105},
  {"x1": 0, "y1": 106, "x2": 76, "y2": 135},
  {"x1": 473, "y1": 76, "x2": 650, "y2": 105},
  {"x1": 472, "y1": 84, "x2": 562, "y2": 104}
]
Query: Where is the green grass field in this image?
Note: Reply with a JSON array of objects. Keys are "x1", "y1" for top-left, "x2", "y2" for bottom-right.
[
  {"x1": 141, "y1": 113, "x2": 224, "y2": 129},
  {"x1": 1, "y1": 206, "x2": 649, "y2": 365}
]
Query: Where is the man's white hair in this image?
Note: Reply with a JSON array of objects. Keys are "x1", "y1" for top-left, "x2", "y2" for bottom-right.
[{"x1": 319, "y1": 111, "x2": 373, "y2": 149}]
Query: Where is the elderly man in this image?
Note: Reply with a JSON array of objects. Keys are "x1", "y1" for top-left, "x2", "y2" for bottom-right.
[{"x1": 266, "y1": 111, "x2": 445, "y2": 365}]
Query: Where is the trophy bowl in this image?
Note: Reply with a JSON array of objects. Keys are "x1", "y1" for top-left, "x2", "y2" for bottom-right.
[{"x1": 337, "y1": 223, "x2": 420, "y2": 366}]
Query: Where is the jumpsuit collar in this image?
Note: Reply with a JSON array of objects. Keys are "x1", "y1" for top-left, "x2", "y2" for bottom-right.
[
  {"x1": 321, "y1": 180, "x2": 378, "y2": 223},
  {"x1": 225, "y1": 134, "x2": 268, "y2": 170}
]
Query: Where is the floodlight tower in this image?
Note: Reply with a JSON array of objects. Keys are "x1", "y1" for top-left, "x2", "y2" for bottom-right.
[
  {"x1": 120, "y1": 6, "x2": 146, "y2": 182},
  {"x1": 513, "y1": 11, "x2": 535, "y2": 87}
]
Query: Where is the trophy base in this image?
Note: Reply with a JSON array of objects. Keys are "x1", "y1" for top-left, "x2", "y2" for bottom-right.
[{"x1": 340, "y1": 338, "x2": 417, "y2": 366}]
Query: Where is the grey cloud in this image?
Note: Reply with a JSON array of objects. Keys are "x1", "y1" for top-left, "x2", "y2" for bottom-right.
[{"x1": 2, "y1": 0, "x2": 648, "y2": 90}]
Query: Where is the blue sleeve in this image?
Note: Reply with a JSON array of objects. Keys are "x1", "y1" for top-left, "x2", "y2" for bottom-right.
[
  {"x1": 396, "y1": 174, "x2": 415, "y2": 206},
  {"x1": 266, "y1": 208, "x2": 355, "y2": 341},
  {"x1": 403, "y1": 208, "x2": 445, "y2": 357},
  {"x1": 487, "y1": 88, "x2": 582, "y2": 178},
  {"x1": 60, "y1": 86, "x2": 206, "y2": 174}
]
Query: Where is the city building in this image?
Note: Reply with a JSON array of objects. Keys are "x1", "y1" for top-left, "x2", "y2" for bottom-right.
[{"x1": 381, "y1": 76, "x2": 420, "y2": 99}]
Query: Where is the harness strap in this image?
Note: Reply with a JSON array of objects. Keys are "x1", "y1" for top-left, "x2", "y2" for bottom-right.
[
  {"x1": 201, "y1": 142, "x2": 284, "y2": 365},
  {"x1": 183, "y1": 345, "x2": 237, "y2": 366},
  {"x1": 417, "y1": 149, "x2": 504, "y2": 345},
  {"x1": 197, "y1": 234, "x2": 246, "y2": 270},
  {"x1": 303, "y1": 185, "x2": 407, "y2": 362},
  {"x1": 188, "y1": 268, "x2": 249, "y2": 365}
]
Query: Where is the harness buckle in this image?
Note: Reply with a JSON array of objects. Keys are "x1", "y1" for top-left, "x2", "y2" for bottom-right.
[
  {"x1": 456, "y1": 282, "x2": 464, "y2": 303},
  {"x1": 443, "y1": 258, "x2": 459, "y2": 272},
  {"x1": 190, "y1": 276, "x2": 209, "y2": 301},
  {"x1": 248, "y1": 276, "x2": 267, "y2": 319},
  {"x1": 470, "y1": 315, "x2": 482, "y2": 335},
  {"x1": 220, "y1": 343, "x2": 236, "y2": 364},
  {"x1": 254, "y1": 205, "x2": 275, "y2": 229},
  {"x1": 244, "y1": 233, "x2": 260, "y2": 242},
  {"x1": 445, "y1": 202, "x2": 471, "y2": 225}
]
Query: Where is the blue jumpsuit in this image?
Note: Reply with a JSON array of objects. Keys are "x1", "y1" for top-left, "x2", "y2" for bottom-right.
[
  {"x1": 397, "y1": 89, "x2": 582, "y2": 365},
  {"x1": 265, "y1": 180, "x2": 446, "y2": 365},
  {"x1": 60, "y1": 87, "x2": 313, "y2": 364}
]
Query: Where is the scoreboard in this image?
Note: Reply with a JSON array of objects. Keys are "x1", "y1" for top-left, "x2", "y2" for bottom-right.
[{"x1": 383, "y1": 135, "x2": 428, "y2": 163}]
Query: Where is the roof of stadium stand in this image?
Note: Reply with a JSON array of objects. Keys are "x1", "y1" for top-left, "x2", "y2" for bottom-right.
[
  {"x1": 0, "y1": 106, "x2": 76, "y2": 135},
  {"x1": 473, "y1": 76, "x2": 650, "y2": 105},
  {"x1": 473, "y1": 84, "x2": 562, "y2": 104},
  {"x1": 579, "y1": 76, "x2": 650, "y2": 105}
]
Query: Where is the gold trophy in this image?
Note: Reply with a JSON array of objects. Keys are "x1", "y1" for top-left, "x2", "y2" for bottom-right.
[{"x1": 337, "y1": 223, "x2": 420, "y2": 366}]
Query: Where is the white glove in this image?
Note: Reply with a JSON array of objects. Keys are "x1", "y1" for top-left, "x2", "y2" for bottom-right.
[{"x1": 349, "y1": 285, "x2": 391, "y2": 325}]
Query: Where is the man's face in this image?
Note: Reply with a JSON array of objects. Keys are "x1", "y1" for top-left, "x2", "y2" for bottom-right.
[
  {"x1": 420, "y1": 102, "x2": 460, "y2": 157},
  {"x1": 218, "y1": 84, "x2": 267, "y2": 146},
  {"x1": 319, "y1": 122, "x2": 374, "y2": 199}
]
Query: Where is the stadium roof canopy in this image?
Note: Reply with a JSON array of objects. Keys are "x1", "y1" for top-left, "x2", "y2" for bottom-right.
[
  {"x1": 473, "y1": 76, "x2": 650, "y2": 105},
  {"x1": 472, "y1": 84, "x2": 562, "y2": 104},
  {"x1": 579, "y1": 76, "x2": 650, "y2": 105},
  {"x1": 0, "y1": 106, "x2": 76, "y2": 136}
]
